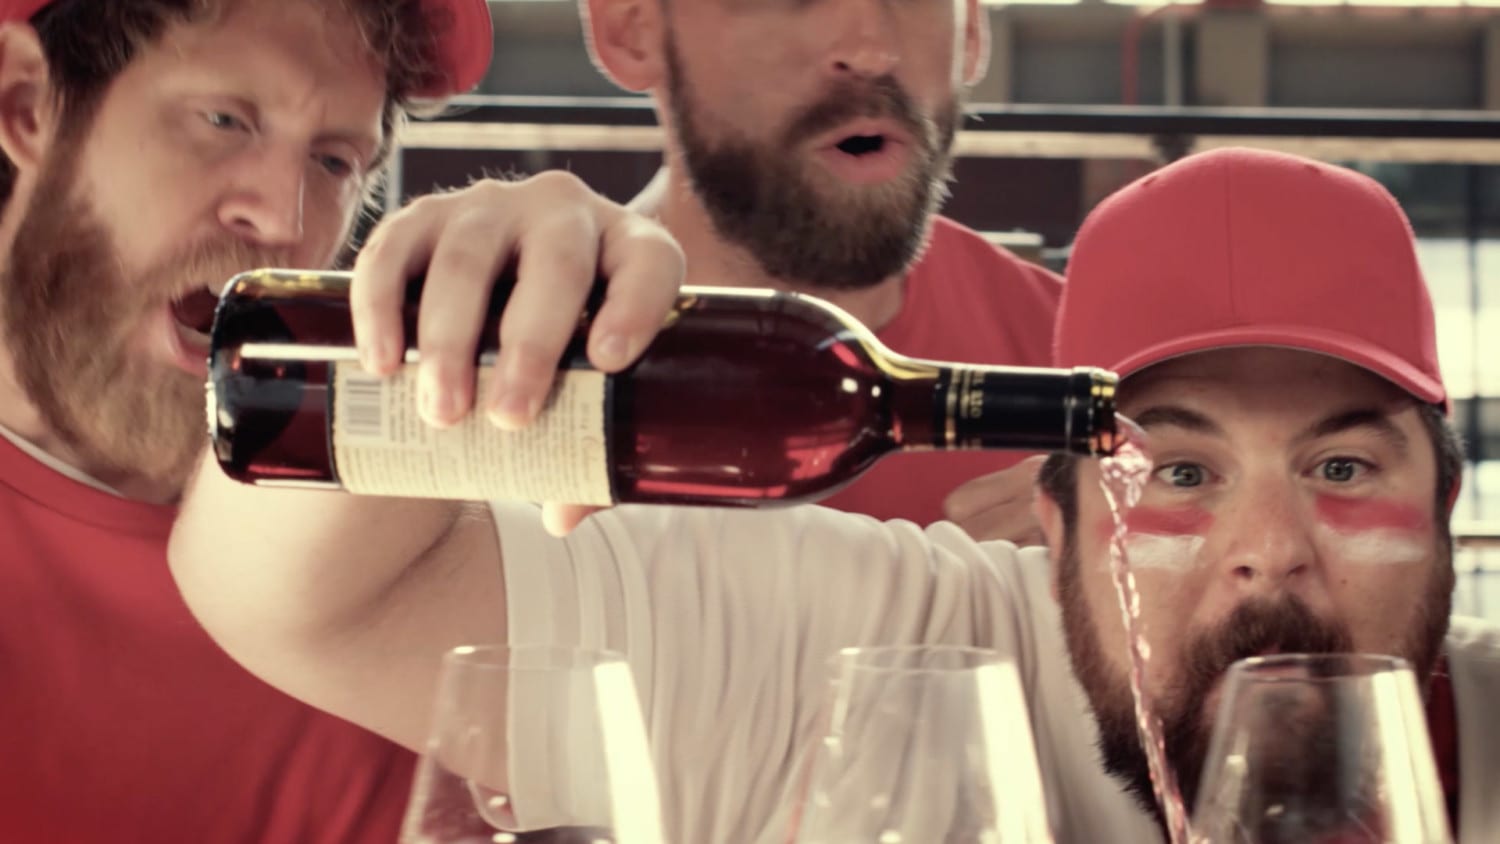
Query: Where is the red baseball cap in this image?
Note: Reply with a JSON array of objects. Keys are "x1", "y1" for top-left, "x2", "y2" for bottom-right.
[
  {"x1": 1054, "y1": 147, "x2": 1445, "y2": 406},
  {"x1": 0, "y1": 0, "x2": 492, "y2": 97}
]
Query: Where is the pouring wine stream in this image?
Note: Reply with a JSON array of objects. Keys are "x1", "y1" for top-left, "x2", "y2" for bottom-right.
[{"x1": 1099, "y1": 417, "x2": 1194, "y2": 844}]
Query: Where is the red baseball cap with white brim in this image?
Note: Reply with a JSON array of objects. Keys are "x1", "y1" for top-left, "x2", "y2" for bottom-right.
[
  {"x1": 1054, "y1": 147, "x2": 1446, "y2": 407},
  {"x1": 0, "y1": 0, "x2": 493, "y2": 97}
]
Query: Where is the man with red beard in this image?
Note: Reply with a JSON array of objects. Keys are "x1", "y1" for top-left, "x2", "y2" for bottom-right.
[
  {"x1": 579, "y1": 0, "x2": 1062, "y2": 540},
  {"x1": 171, "y1": 147, "x2": 1500, "y2": 843},
  {"x1": 0, "y1": 0, "x2": 688, "y2": 841}
]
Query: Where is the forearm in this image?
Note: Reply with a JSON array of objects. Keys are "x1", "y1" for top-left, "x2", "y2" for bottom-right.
[
  {"x1": 161, "y1": 172, "x2": 683, "y2": 747},
  {"x1": 168, "y1": 449, "x2": 509, "y2": 748}
]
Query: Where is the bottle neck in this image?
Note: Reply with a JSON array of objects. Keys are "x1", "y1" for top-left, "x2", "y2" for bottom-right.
[
  {"x1": 889, "y1": 364, "x2": 1117, "y2": 456},
  {"x1": 884, "y1": 364, "x2": 946, "y2": 451}
]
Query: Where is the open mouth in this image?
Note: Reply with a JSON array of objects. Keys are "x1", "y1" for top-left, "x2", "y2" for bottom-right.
[
  {"x1": 836, "y1": 134, "x2": 887, "y2": 156},
  {"x1": 170, "y1": 288, "x2": 220, "y2": 336},
  {"x1": 816, "y1": 126, "x2": 909, "y2": 185}
]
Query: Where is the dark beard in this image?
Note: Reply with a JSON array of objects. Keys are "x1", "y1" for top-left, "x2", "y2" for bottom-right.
[
  {"x1": 2, "y1": 139, "x2": 282, "y2": 497},
  {"x1": 1055, "y1": 537, "x2": 1454, "y2": 830},
  {"x1": 663, "y1": 29, "x2": 958, "y2": 291},
  {"x1": 1094, "y1": 597, "x2": 1355, "y2": 821}
]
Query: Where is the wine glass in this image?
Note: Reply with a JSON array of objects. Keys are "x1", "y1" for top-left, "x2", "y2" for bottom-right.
[
  {"x1": 1191, "y1": 653, "x2": 1452, "y2": 844},
  {"x1": 399, "y1": 645, "x2": 666, "y2": 844},
  {"x1": 790, "y1": 645, "x2": 1055, "y2": 843}
]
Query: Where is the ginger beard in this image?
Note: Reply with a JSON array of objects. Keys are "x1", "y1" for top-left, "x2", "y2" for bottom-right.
[
  {"x1": 1054, "y1": 520, "x2": 1453, "y2": 828},
  {"x1": 663, "y1": 29, "x2": 960, "y2": 291},
  {"x1": 2, "y1": 135, "x2": 281, "y2": 496}
]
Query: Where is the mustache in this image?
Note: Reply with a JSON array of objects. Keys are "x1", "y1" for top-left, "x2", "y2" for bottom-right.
[
  {"x1": 152, "y1": 236, "x2": 290, "y2": 305},
  {"x1": 782, "y1": 75, "x2": 926, "y2": 147},
  {"x1": 1178, "y1": 597, "x2": 1355, "y2": 704}
]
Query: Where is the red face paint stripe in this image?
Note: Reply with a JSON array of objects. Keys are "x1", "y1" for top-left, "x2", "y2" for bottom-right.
[
  {"x1": 1124, "y1": 507, "x2": 1213, "y2": 536},
  {"x1": 1315, "y1": 495, "x2": 1430, "y2": 534}
]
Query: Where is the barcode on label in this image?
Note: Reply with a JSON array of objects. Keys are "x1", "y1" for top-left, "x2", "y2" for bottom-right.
[{"x1": 339, "y1": 373, "x2": 387, "y2": 439}]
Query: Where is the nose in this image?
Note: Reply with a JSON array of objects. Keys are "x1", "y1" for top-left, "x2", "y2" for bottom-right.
[
  {"x1": 217, "y1": 146, "x2": 306, "y2": 248},
  {"x1": 825, "y1": 0, "x2": 901, "y2": 79},
  {"x1": 1213, "y1": 475, "x2": 1318, "y2": 598}
]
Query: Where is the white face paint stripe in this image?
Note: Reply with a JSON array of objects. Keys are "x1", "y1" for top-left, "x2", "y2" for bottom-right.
[
  {"x1": 1122, "y1": 533, "x2": 1206, "y2": 572},
  {"x1": 1321, "y1": 526, "x2": 1430, "y2": 567}
]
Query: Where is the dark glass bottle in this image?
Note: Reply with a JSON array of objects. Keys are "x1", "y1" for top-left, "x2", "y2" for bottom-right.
[{"x1": 207, "y1": 269, "x2": 1119, "y2": 506}]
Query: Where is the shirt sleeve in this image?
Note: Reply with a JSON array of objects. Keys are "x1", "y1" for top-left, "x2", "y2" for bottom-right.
[
  {"x1": 492, "y1": 501, "x2": 1035, "y2": 843},
  {"x1": 1019, "y1": 258, "x2": 1065, "y2": 309}
]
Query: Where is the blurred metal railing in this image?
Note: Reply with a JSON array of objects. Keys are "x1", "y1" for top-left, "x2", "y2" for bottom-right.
[
  {"x1": 403, "y1": 96, "x2": 1500, "y2": 164},
  {"x1": 1455, "y1": 521, "x2": 1500, "y2": 554}
]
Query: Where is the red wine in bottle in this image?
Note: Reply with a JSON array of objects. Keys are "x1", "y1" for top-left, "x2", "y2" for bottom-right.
[{"x1": 207, "y1": 269, "x2": 1120, "y2": 506}]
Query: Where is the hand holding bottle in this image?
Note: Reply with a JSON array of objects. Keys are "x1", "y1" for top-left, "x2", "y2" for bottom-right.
[
  {"x1": 347, "y1": 172, "x2": 684, "y2": 533},
  {"x1": 205, "y1": 174, "x2": 1118, "y2": 535}
]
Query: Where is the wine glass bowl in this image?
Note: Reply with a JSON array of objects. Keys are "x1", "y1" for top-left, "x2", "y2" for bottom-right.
[
  {"x1": 1191, "y1": 653, "x2": 1451, "y2": 844},
  {"x1": 791, "y1": 645, "x2": 1054, "y2": 844},
  {"x1": 399, "y1": 645, "x2": 665, "y2": 844}
]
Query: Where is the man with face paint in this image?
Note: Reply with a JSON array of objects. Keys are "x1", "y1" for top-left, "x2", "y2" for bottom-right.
[
  {"x1": 171, "y1": 147, "x2": 1500, "y2": 842},
  {"x1": 1036, "y1": 148, "x2": 1478, "y2": 837},
  {"x1": 578, "y1": 0, "x2": 1063, "y2": 539}
]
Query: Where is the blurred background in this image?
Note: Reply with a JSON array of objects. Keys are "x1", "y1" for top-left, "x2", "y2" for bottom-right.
[{"x1": 393, "y1": 0, "x2": 1500, "y2": 620}]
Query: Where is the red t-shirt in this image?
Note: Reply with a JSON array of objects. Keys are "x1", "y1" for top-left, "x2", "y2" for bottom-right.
[
  {"x1": 0, "y1": 434, "x2": 413, "y2": 842},
  {"x1": 817, "y1": 217, "x2": 1064, "y2": 526}
]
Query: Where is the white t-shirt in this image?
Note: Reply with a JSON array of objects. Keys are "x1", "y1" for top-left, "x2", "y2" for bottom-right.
[{"x1": 494, "y1": 502, "x2": 1500, "y2": 844}]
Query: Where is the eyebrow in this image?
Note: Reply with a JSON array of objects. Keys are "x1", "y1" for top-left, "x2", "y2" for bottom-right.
[
  {"x1": 1129, "y1": 405, "x2": 1225, "y2": 437},
  {"x1": 1296, "y1": 407, "x2": 1410, "y2": 453}
]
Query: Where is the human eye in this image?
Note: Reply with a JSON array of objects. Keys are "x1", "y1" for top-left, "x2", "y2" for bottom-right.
[
  {"x1": 1317, "y1": 457, "x2": 1372, "y2": 484},
  {"x1": 314, "y1": 152, "x2": 354, "y2": 178},
  {"x1": 203, "y1": 110, "x2": 251, "y2": 133},
  {"x1": 1154, "y1": 462, "x2": 1210, "y2": 489}
]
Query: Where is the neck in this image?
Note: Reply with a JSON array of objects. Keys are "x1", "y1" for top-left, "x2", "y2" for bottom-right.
[
  {"x1": 0, "y1": 336, "x2": 60, "y2": 458},
  {"x1": 654, "y1": 162, "x2": 908, "y2": 331},
  {"x1": 0, "y1": 218, "x2": 65, "y2": 468},
  {"x1": 0, "y1": 180, "x2": 77, "y2": 488},
  {"x1": 0, "y1": 284, "x2": 177, "y2": 506}
]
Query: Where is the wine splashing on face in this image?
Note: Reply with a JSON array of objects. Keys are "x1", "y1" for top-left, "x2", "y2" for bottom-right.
[{"x1": 1098, "y1": 418, "x2": 1193, "y2": 844}]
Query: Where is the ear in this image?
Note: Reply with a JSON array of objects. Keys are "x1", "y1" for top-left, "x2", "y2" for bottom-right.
[
  {"x1": 1035, "y1": 488, "x2": 1066, "y2": 602},
  {"x1": 579, "y1": 0, "x2": 666, "y2": 93},
  {"x1": 0, "y1": 23, "x2": 55, "y2": 179},
  {"x1": 961, "y1": 0, "x2": 990, "y2": 87}
]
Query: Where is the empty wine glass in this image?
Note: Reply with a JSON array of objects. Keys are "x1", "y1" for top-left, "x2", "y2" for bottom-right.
[
  {"x1": 790, "y1": 644, "x2": 1054, "y2": 843},
  {"x1": 1191, "y1": 653, "x2": 1451, "y2": 844},
  {"x1": 399, "y1": 645, "x2": 666, "y2": 844}
]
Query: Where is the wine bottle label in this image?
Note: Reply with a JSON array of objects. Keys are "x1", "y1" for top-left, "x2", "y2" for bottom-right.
[{"x1": 330, "y1": 363, "x2": 613, "y2": 505}]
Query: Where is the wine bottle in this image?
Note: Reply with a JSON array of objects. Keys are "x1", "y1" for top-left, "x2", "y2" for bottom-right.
[{"x1": 206, "y1": 269, "x2": 1119, "y2": 507}]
